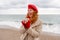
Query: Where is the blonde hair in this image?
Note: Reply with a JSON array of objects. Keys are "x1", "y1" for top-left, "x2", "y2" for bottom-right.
[{"x1": 26, "y1": 11, "x2": 38, "y2": 24}]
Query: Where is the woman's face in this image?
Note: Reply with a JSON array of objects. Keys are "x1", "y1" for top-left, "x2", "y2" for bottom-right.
[{"x1": 28, "y1": 9, "x2": 34, "y2": 18}]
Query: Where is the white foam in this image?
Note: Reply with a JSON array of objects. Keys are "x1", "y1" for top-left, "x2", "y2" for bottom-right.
[
  {"x1": 0, "y1": 21, "x2": 60, "y2": 34},
  {"x1": 0, "y1": 21, "x2": 21, "y2": 29},
  {"x1": 42, "y1": 24, "x2": 60, "y2": 34}
]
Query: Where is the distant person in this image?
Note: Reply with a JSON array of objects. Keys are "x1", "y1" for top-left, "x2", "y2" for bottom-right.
[{"x1": 20, "y1": 4, "x2": 42, "y2": 40}]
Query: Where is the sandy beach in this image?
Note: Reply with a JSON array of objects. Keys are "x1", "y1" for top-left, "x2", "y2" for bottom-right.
[
  {"x1": 0, "y1": 25, "x2": 60, "y2": 40},
  {"x1": 0, "y1": 25, "x2": 20, "y2": 40},
  {"x1": 40, "y1": 32, "x2": 60, "y2": 40}
]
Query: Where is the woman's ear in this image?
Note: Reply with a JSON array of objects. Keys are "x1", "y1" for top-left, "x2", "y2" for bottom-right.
[{"x1": 34, "y1": 11, "x2": 37, "y2": 13}]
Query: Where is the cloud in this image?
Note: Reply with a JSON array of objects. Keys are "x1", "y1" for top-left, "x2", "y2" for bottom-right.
[
  {"x1": 28, "y1": 0, "x2": 60, "y2": 8},
  {"x1": 0, "y1": 0, "x2": 27, "y2": 9},
  {"x1": 0, "y1": 0, "x2": 60, "y2": 9}
]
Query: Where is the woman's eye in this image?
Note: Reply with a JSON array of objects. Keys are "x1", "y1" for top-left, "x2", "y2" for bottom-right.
[{"x1": 29, "y1": 10, "x2": 31, "y2": 11}]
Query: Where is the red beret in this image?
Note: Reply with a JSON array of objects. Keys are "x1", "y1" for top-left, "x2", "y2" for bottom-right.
[{"x1": 28, "y1": 4, "x2": 38, "y2": 13}]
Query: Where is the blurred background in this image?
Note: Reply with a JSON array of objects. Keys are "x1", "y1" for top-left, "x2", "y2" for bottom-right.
[{"x1": 0, "y1": 0, "x2": 60, "y2": 34}]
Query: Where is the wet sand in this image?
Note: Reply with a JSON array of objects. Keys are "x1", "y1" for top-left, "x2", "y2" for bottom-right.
[
  {"x1": 0, "y1": 25, "x2": 60, "y2": 40},
  {"x1": 0, "y1": 29, "x2": 21, "y2": 40},
  {"x1": 40, "y1": 32, "x2": 60, "y2": 40}
]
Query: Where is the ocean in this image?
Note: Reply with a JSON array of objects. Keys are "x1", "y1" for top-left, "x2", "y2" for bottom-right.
[
  {"x1": 0, "y1": 14, "x2": 60, "y2": 34},
  {"x1": 0, "y1": 15, "x2": 60, "y2": 24}
]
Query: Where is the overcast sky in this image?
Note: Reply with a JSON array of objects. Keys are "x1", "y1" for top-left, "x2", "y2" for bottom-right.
[
  {"x1": 0, "y1": 0, "x2": 60, "y2": 14},
  {"x1": 0, "y1": 0, "x2": 60, "y2": 9}
]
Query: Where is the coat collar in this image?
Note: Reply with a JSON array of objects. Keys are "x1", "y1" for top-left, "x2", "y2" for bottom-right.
[{"x1": 31, "y1": 18, "x2": 40, "y2": 28}]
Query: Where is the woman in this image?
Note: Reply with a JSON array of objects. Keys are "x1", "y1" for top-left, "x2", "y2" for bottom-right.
[{"x1": 20, "y1": 4, "x2": 42, "y2": 40}]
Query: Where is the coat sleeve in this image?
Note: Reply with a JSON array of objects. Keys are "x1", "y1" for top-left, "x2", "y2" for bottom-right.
[
  {"x1": 20, "y1": 32, "x2": 27, "y2": 40},
  {"x1": 19, "y1": 25, "x2": 28, "y2": 40},
  {"x1": 26, "y1": 20, "x2": 43, "y2": 37},
  {"x1": 19, "y1": 25, "x2": 27, "y2": 35},
  {"x1": 27, "y1": 28, "x2": 39, "y2": 37}
]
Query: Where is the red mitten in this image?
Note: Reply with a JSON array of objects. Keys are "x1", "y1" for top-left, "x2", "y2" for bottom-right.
[
  {"x1": 21, "y1": 21, "x2": 26, "y2": 27},
  {"x1": 25, "y1": 19, "x2": 31, "y2": 29},
  {"x1": 21, "y1": 19, "x2": 31, "y2": 29}
]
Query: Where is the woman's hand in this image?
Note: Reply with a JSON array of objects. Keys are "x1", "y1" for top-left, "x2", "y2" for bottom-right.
[
  {"x1": 22, "y1": 18, "x2": 29, "y2": 24},
  {"x1": 21, "y1": 18, "x2": 31, "y2": 29}
]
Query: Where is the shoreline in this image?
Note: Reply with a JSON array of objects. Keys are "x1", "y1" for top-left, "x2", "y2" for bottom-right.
[{"x1": 0, "y1": 25, "x2": 60, "y2": 40}]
